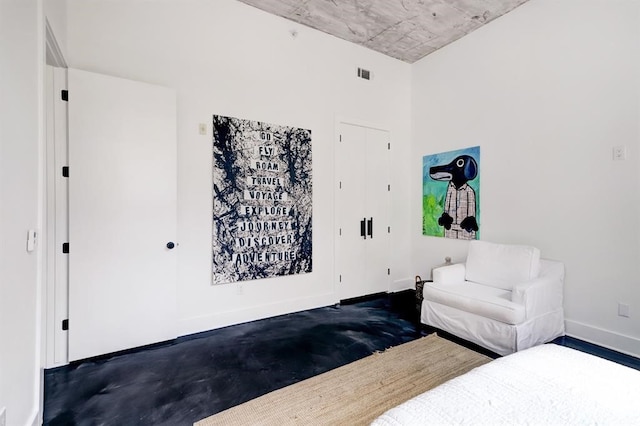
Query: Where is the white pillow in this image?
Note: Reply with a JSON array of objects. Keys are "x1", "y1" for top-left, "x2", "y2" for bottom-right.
[{"x1": 465, "y1": 240, "x2": 541, "y2": 290}]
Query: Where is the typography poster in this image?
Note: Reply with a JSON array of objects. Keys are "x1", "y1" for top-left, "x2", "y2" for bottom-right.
[
  {"x1": 423, "y1": 146, "x2": 480, "y2": 240},
  {"x1": 212, "y1": 115, "x2": 312, "y2": 284}
]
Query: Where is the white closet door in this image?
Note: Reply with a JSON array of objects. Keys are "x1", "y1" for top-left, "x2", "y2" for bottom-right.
[
  {"x1": 335, "y1": 122, "x2": 390, "y2": 300},
  {"x1": 68, "y1": 69, "x2": 177, "y2": 361},
  {"x1": 336, "y1": 123, "x2": 367, "y2": 300},
  {"x1": 364, "y1": 127, "x2": 391, "y2": 294}
]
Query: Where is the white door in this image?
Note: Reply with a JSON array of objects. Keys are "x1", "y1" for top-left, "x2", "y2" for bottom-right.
[
  {"x1": 363, "y1": 128, "x2": 391, "y2": 291},
  {"x1": 44, "y1": 65, "x2": 70, "y2": 367},
  {"x1": 335, "y1": 123, "x2": 367, "y2": 299},
  {"x1": 335, "y1": 122, "x2": 390, "y2": 300},
  {"x1": 68, "y1": 69, "x2": 177, "y2": 361}
]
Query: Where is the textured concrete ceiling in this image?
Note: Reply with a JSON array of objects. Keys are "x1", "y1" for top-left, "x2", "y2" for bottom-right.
[{"x1": 237, "y1": 0, "x2": 529, "y2": 63}]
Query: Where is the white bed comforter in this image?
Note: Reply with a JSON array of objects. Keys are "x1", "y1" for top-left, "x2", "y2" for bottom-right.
[{"x1": 372, "y1": 343, "x2": 640, "y2": 425}]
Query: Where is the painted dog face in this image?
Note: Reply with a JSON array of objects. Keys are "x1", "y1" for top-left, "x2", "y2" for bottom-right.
[{"x1": 429, "y1": 155, "x2": 478, "y2": 189}]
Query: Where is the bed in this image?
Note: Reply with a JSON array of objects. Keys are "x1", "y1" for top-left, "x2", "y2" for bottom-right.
[{"x1": 372, "y1": 343, "x2": 640, "y2": 425}]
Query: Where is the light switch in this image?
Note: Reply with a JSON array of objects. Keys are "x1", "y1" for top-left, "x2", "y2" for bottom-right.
[{"x1": 199, "y1": 123, "x2": 207, "y2": 135}]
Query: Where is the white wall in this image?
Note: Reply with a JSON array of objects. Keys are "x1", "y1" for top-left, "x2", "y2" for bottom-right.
[
  {"x1": 411, "y1": 0, "x2": 640, "y2": 356},
  {"x1": 0, "y1": 0, "x2": 44, "y2": 424},
  {"x1": 66, "y1": 0, "x2": 412, "y2": 337}
]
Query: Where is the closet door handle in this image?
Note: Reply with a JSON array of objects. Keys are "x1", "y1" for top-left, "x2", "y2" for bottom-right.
[
  {"x1": 360, "y1": 218, "x2": 366, "y2": 239},
  {"x1": 367, "y1": 217, "x2": 373, "y2": 239}
]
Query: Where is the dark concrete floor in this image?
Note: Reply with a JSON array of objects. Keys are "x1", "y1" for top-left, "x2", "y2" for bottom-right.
[
  {"x1": 551, "y1": 334, "x2": 640, "y2": 371},
  {"x1": 43, "y1": 291, "x2": 424, "y2": 426},
  {"x1": 44, "y1": 291, "x2": 640, "y2": 426}
]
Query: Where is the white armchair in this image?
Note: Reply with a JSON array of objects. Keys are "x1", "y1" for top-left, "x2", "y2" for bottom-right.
[{"x1": 421, "y1": 240, "x2": 565, "y2": 355}]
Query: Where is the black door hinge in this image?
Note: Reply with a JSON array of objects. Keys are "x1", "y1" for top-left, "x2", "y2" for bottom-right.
[
  {"x1": 61, "y1": 90, "x2": 69, "y2": 101},
  {"x1": 62, "y1": 242, "x2": 69, "y2": 254},
  {"x1": 62, "y1": 319, "x2": 69, "y2": 330},
  {"x1": 62, "y1": 166, "x2": 69, "y2": 177}
]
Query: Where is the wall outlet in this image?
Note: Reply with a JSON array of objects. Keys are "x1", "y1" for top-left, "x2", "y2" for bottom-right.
[
  {"x1": 618, "y1": 302, "x2": 630, "y2": 318},
  {"x1": 0, "y1": 406, "x2": 6, "y2": 426},
  {"x1": 613, "y1": 145, "x2": 626, "y2": 161}
]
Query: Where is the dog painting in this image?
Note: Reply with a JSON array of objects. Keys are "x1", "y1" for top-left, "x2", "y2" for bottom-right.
[{"x1": 423, "y1": 146, "x2": 480, "y2": 240}]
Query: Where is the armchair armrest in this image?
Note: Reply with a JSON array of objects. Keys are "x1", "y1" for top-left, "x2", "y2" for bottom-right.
[
  {"x1": 512, "y1": 260, "x2": 564, "y2": 319},
  {"x1": 433, "y1": 263, "x2": 466, "y2": 285}
]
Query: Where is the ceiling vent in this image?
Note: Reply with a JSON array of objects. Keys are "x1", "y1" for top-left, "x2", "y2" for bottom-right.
[{"x1": 357, "y1": 67, "x2": 372, "y2": 81}]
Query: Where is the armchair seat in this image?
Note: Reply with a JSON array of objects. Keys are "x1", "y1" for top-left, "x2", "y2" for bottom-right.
[
  {"x1": 421, "y1": 240, "x2": 565, "y2": 355},
  {"x1": 424, "y1": 281, "x2": 525, "y2": 324}
]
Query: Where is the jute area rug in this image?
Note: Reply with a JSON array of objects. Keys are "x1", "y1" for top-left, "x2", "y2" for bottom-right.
[{"x1": 195, "y1": 334, "x2": 491, "y2": 425}]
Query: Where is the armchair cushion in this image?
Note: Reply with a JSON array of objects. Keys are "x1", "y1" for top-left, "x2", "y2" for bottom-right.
[
  {"x1": 465, "y1": 240, "x2": 541, "y2": 290},
  {"x1": 424, "y1": 281, "x2": 526, "y2": 325}
]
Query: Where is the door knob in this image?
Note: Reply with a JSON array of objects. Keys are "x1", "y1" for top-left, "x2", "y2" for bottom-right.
[{"x1": 166, "y1": 242, "x2": 175, "y2": 249}]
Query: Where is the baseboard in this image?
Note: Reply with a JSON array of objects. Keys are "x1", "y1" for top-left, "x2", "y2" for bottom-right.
[
  {"x1": 565, "y1": 319, "x2": 640, "y2": 358},
  {"x1": 177, "y1": 293, "x2": 337, "y2": 337},
  {"x1": 340, "y1": 292, "x2": 387, "y2": 305},
  {"x1": 391, "y1": 288, "x2": 415, "y2": 297}
]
